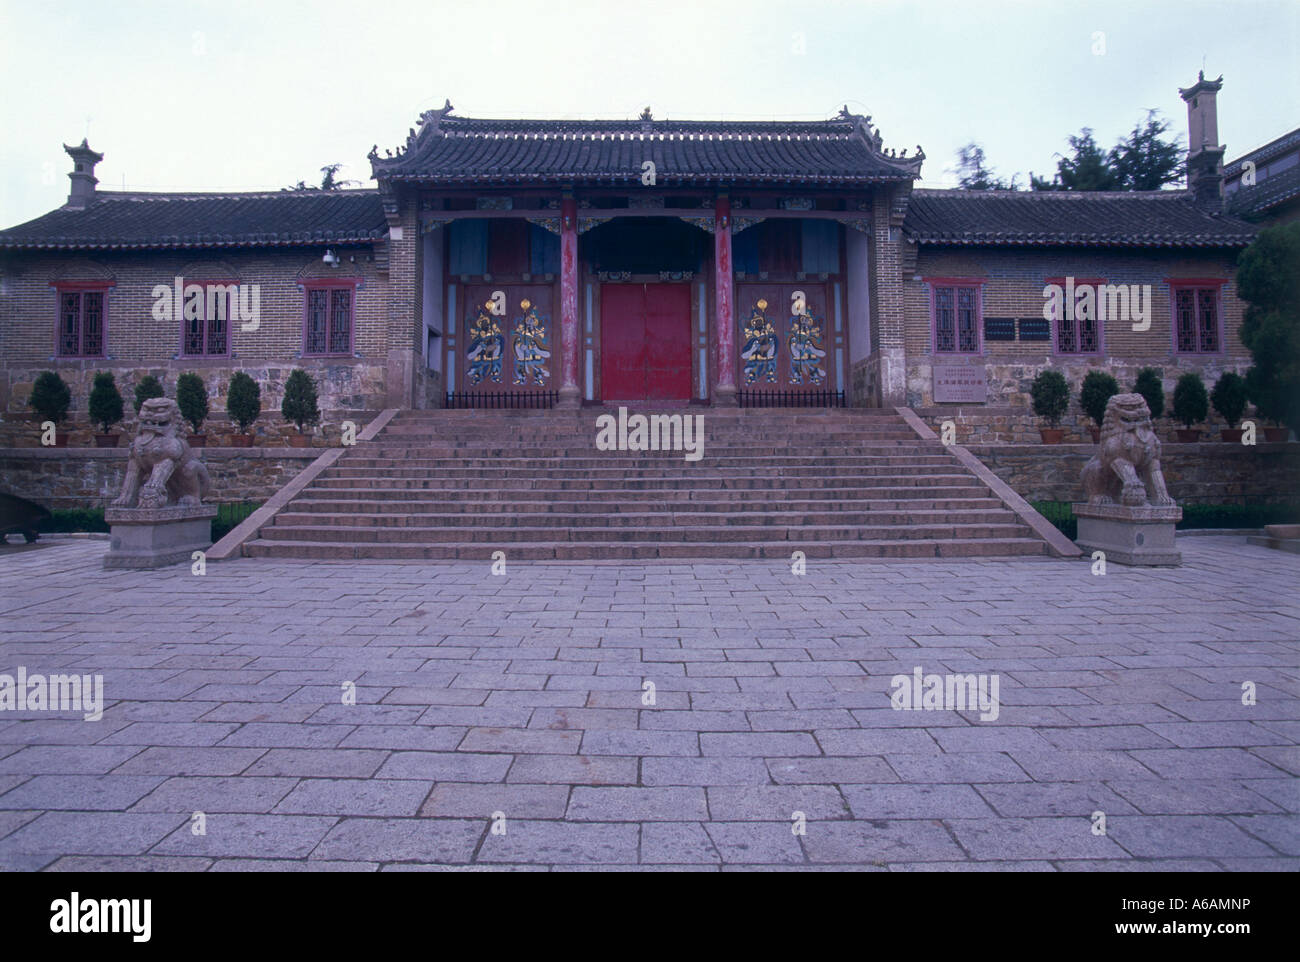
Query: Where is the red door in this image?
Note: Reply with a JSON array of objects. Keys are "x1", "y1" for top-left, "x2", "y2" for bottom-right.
[{"x1": 600, "y1": 284, "x2": 691, "y2": 401}]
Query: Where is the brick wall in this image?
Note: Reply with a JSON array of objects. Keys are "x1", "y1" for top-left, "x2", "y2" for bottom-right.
[
  {"x1": 0, "y1": 245, "x2": 391, "y2": 444},
  {"x1": 903, "y1": 246, "x2": 1250, "y2": 412}
]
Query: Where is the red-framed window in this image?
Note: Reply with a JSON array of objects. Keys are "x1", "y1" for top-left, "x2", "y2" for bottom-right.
[
  {"x1": 52, "y1": 282, "x2": 112, "y2": 358},
  {"x1": 180, "y1": 281, "x2": 234, "y2": 357},
  {"x1": 1046, "y1": 277, "x2": 1104, "y2": 356},
  {"x1": 927, "y1": 278, "x2": 983, "y2": 354},
  {"x1": 1169, "y1": 280, "x2": 1224, "y2": 354},
  {"x1": 302, "y1": 279, "x2": 359, "y2": 356}
]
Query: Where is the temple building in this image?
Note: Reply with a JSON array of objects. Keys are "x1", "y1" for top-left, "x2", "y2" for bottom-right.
[{"x1": 0, "y1": 74, "x2": 1268, "y2": 444}]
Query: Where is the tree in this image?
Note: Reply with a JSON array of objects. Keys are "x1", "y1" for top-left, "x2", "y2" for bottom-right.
[
  {"x1": 1109, "y1": 110, "x2": 1183, "y2": 191},
  {"x1": 1031, "y1": 128, "x2": 1120, "y2": 192},
  {"x1": 1133, "y1": 368, "x2": 1165, "y2": 420},
  {"x1": 285, "y1": 163, "x2": 360, "y2": 192},
  {"x1": 87, "y1": 372, "x2": 124, "y2": 434},
  {"x1": 133, "y1": 374, "x2": 164, "y2": 413},
  {"x1": 1080, "y1": 370, "x2": 1121, "y2": 427},
  {"x1": 1031, "y1": 370, "x2": 1070, "y2": 427},
  {"x1": 1236, "y1": 222, "x2": 1300, "y2": 432},
  {"x1": 1172, "y1": 372, "x2": 1209, "y2": 429},
  {"x1": 226, "y1": 372, "x2": 262, "y2": 434},
  {"x1": 1210, "y1": 371, "x2": 1248, "y2": 429},
  {"x1": 29, "y1": 371, "x2": 72, "y2": 425},
  {"x1": 176, "y1": 372, "x2": 209, "y2": 434},
  {"x1": 281, "y1": 368, "x2": 320, "y2": 434},
  {"x1": 952, "y1": 142, "x2": 1020, "y2": 191}
]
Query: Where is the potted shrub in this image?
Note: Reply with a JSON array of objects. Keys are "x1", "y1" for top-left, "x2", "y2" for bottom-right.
[
  {"x1": 87, "y1": 371, "x2": 125, "y2": 447},
  {"x1": 28, "y1": 370, "x2": 72, "y2": 447},
  {"x1": 1245, "y1": 365, "x2": 1291, "y2": 443},
  {"x1": 133, "y1": 374, "x2": 164, "y2": 414},
  {"x1": 1210, "y1": 371, "x2": 1249, "y2": 442},
  {"x1": 280, "y1": 368, "x2": 320, "y2": 447},
  {"x1": 1133, "y1": 367, "x2": 1165, "y2": 422},
  {"x1": 1030, "y1": 369, "x2": 1070, "y2": 444},
  {"x1": 226, "y1": 371, "x2": 261, "y2": 446},
  {"x1": 1172, "y1": 372, "x2": 1209, "y2": 442},
  {"x1": 176, "y1": 372, "x2": 210, "y2": 447},
  {"x1": 1079, "y1": 370, "x2": 1120, "y2": 444}
]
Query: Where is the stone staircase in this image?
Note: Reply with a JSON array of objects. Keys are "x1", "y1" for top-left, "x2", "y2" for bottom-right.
[{"x1": 241, "y1": 408, "x2": 1057, "y2": 560}]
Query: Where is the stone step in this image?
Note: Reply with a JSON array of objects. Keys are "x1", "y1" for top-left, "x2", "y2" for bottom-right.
[
  {"x1": 271, "y1": 507, "x2": 1020, "y2": 528},
  {"x1": 234, "y1": 407, "x2": 1059, "y2": 562},
  {"x1": 339, "y1": 454, "x2": 957, "y2": 468},
  {"x1": 293, "y1": 484, "x2": 998, "y2": 502},
  {"x1": 243, "y1": 537, "x2": 1050, "y2": 561},
  {"x1": 285, "y1": 496, "x2": 1009, "y2": 515},
  {"x1": 257, "y1": 521, "x2": 1032, "y2": 544},
  {"x1": 320, "y1": 464, "x2": 965, "y2": 480}
]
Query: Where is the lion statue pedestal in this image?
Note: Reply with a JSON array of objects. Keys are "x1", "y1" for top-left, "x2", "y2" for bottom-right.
[
  {"x1": 103, "y1": 398, "x2": 217, "y2": 570},
  {"x1": 1074, "y1": 393, "x2": 1182, "y2": 566}
]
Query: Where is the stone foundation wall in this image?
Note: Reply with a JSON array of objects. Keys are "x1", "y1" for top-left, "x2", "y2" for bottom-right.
[
  {"x1": 916, "y1": 405, "x2": 1286, "y2": 445},
  {"x1": 0, "y1": 448, "x2": 318, "y2": 509},
  {"x1": 965, "y1": 442, "x2": 1300, "y2": 505}
]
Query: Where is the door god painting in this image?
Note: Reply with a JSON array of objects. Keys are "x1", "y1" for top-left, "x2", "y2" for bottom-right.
[
  {"x1": 511, "y1": 299, "x2": 552, "y2": 386},
  {"x1": 740, "y1": 299, "x2": 779, "y2": 384}
]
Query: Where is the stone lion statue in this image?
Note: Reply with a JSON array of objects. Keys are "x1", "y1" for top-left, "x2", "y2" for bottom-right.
[
  {"x1": 1080, "y1": 393, "x2": 1175, "y2": 508},
  {"x1": 111, "y1": 398, "x2": 211, "y2": 509}
]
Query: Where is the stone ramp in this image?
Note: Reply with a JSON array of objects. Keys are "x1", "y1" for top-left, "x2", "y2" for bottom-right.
[{"x1": 240, "y1": 408, "x2": 1068, "y2": 561}]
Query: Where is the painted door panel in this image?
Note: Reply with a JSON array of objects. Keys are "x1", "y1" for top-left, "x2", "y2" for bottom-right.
[
  {"x1": 735, "y1": 283, "x2": 833, "y2": 390},
  {"x1": 600, "y1": 285, "x2": 646, "y2": 401},
  {"x1": 600, "y1": 284, "x2": 691, "y2": 401},
  {"x1": 644, "y1": 284, "x2": 692, "y2": 401}
]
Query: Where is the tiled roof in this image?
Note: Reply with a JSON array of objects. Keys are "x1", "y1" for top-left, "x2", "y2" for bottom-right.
[
  {"x1": 903, "y1": 188, "x2": 1258, "y2": 248},
  {"x1": 1226, "y1": 163, "x2": 1300, "y2": 220},
  {"x1": 0, "y1": 190, "x2": 388, "y2": 251},
  {"x1": 1223, "y1": 127, "x2": 1300, "y2": 179},
  {"x1": 370, "y1": 106, "x2": 923, "y2": 186}
]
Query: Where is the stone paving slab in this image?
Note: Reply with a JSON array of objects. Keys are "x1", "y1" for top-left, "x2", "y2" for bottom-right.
[{"x1": 0, "y1": 536, "x2": 1296, "y2": 870}]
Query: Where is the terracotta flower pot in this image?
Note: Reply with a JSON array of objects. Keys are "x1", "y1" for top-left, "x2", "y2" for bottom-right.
[
  {"x1": 227, "y1": 434, "x2": 254, "y2": 448},
  {"x1": 1175, "y1": 428, "x2": 1201, "y2": 443},
  {"x1": 1220, "y1": 428, "x2": 1244, "y2": 443},
  {"x1": 287, "y1": 434, "x2": 311, "y2": 448},
  {"x1": 1039, "y1": 428, "x2": 1065, "y2": 444},
  {"x1": 1263, "y1": 427, "x2": 1290, "y2": 443},
  {"x1": 50, "y1": 434, "x2": 69, "y2": 448},
  {"x1": 94, "y1": 433, "x2": 119, "y2": 448},
  {"x1": 188, "y1": 434, "x2": 207, "y2": 448}
]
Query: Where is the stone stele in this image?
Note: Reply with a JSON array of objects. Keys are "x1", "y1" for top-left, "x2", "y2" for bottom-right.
[
  {"x1": 103, "y1": 398, "x2": 216, "y2": 569},
  {"x1": 1074, "y1": 392, "x2": 1181, "y2": 566}
]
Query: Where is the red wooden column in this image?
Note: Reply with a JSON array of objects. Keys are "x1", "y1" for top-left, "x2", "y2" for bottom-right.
[
  {"x1": 557, "y1": 194, "x2": 581, "y2": 407},
  {"x1": 713, "y1": 194, "x2": 737, "y2": 404}
]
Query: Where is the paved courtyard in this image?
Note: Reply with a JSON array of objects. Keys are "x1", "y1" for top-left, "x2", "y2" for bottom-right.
[{"x1": 0, "y1": 535, "x2": 1296, "y2": 871}]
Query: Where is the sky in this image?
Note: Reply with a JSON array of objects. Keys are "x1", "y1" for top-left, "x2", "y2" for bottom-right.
[{"x1": 0, "y1": 0, "x2": 1296, "y2": 226}]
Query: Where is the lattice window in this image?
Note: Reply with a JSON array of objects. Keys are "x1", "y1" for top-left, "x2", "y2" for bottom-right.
[
  {"x1": 1051, "y1": 287, "x2": 1100, "y2": 355},
  {"x1": 304, "y1": 285, "x2": 353, "y2": 355},
  {"x1": 306, "y1": 290, "x2": 329, "y2": 355},
  {"x1": 933, "y1": 284, "x2": 980, "y2": 354},
  {"x1": 179, "y1": 287, "x2": 230, "y2": 356},
  {"x1": 1174, "y1": 286, "x2": 1220, "y2": 353},
  {"x1": 330, "y1": 290, "x2": 351, "y2": 354},
  {"x1": 56, "y1": 289, "x2": 106, "y2": 357}
]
